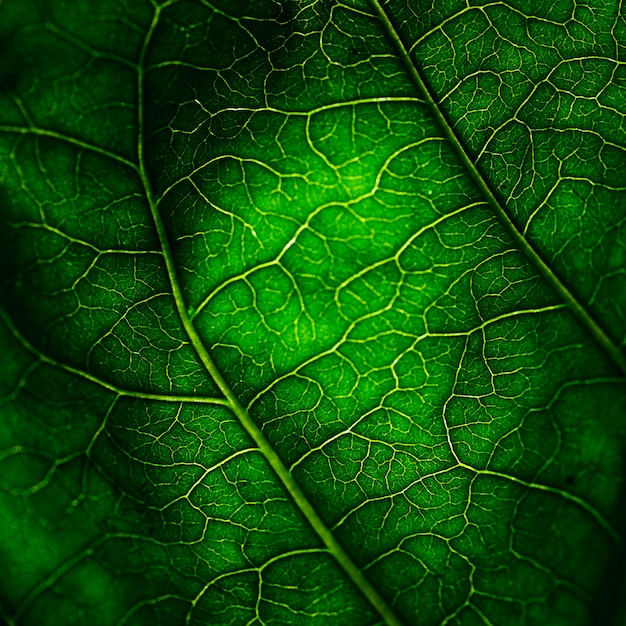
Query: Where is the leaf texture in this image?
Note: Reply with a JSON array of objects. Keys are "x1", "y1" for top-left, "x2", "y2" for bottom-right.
[{"x1": 0, "y1": 1, "x2": 625, "y2": 625}]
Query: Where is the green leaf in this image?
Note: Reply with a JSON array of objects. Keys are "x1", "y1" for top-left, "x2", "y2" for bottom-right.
[{"x1": 1, "y1": 1, "x2": 625, "y2": 624}]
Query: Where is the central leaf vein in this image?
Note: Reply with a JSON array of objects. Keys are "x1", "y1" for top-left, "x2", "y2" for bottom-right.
[{"x1": 135, "y1": 5, "x2": 405, "y2": 626}]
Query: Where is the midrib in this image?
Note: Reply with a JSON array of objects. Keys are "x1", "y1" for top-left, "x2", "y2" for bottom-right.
[
  {"x1": 368, "y1": 0, "x2": 626, "y2": 378},
  {"x1": 136, "y1": 7, "x2": 404, "y2": 626}
]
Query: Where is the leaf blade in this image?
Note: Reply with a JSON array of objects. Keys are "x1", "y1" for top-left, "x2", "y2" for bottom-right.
[{"x1": 1, "y1": 1, "x2": 625, "y2": 625}]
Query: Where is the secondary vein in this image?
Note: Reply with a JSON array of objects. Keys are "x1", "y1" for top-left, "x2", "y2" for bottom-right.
[{"x1": 368, "y1": 0, "x2": 626, "y2": 378}]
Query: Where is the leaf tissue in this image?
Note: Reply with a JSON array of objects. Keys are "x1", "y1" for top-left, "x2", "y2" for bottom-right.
[{"x1": 1, "y1": 0, "x2": 626, "y2": 624}]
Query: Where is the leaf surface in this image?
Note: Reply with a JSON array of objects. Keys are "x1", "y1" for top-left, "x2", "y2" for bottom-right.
[{"x1": 1, "y1": 1, "x2": 625, "y2": 625}]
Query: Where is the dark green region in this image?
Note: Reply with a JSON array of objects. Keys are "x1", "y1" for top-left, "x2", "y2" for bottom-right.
[{"x1": 0, "y1": 1, "x2": 625, "y2": 625}]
